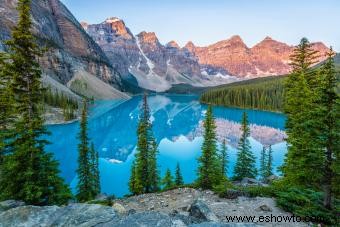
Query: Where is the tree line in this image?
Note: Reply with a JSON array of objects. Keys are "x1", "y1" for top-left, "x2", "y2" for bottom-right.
[
  {"x1": 200, "y1": 76, "x2": 286, "y2": 112},
  {"x1": 0, "y1": 0, "x2": 100, "y2": 205}
]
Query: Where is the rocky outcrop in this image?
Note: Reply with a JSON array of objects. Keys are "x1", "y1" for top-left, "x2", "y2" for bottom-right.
[
  {"x1": 83, "y1": 18, "x2": 237, "y2": 92},
  {"x1": 185, "y1": 36, "x2": 329, "y2": 78},
  {"x1": 0, "y1": 188, "x2": 308, "y2": 226},
  {"x1": 0, "y1": 0, "x2": 128, "y2": 100}
]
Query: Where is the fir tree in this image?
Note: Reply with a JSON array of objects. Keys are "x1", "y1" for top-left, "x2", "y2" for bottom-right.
[
  {"x1": 196, "y1": 105, "x2": 222, "y2": 189},
  {"x1": 90, "y1": 143, "x2": 100, "y2": 196},
  {"x1": 128, "y1": 160, "x2": 142, "y2": 195},
  {"x1": 162, "y1": 168, "x2": 174, "y2": 190},
  {"x1": 265, "y1": 145, "x2": 273, "y2": 178},
  {"x1": 131, "y1": 93, "x2": 159, "y2": 194},
  {"x1": 76, "y1": 101, "x2": 97, "y2": 202},
  {"x1": 282, "y1": 38, "x2": 324, "y2": 188},
  {"x1": 315, "y1": 49, "x2": 340, "y2": 208},
  {"x1": 259, "y1": 146, "x2": 267, "y2": 180},
  {"x1": 0, "y1": 0, "x2": 71, "y2": 205},
  {"x1": 220, "y1": 139, "x2": 228, "y2": 177},
  {"x1": 233, "y1": 112, "x2": 257, "y2": 180},
  {"x1": 175, "y1": 162, "x2": 184, "y2": 187}
]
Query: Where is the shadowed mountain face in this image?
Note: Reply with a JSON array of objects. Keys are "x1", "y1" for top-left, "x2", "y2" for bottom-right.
[
  {"x1": 185, "y1": 36, "x2": 330, "y2": 77},
  {"x1": 0, "y1": 0, "x2": 128, "y2": 100}
]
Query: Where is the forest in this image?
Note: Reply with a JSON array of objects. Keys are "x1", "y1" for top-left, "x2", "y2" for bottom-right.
[{"x1": 201, "y1": 54, "x2": 340, "y2": 112}]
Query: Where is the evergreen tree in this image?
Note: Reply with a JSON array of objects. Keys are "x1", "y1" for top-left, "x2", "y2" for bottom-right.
[
  {"x1": 90, "y1": 143, "x2": 100, "y2": 196},
  {"x1": 259, "y1": 146, "x2": 267, "y2": 180},
  {"x1": 220, "y1": 139, "x2": 228, "y2": 177},
  {"x1": 162, "y1": 168, "x2": 174, "y2": 190},
  {"x1": 175, "y1": 162, "x2": 184, "y2": 187},
  {"x1": 282, "y1": 38, "x2": 324, "y2": 188},
  {"x1": 128, "y1": 160, "x2": 143, "y2": 195},
  {"x1": 76, "y1": 101, "x2": 97, "y2": 202},
  {"x1": 131, "y1": 93, "x2": 159, "y2": 194},
  {"x1": 265, "y1": 145, "x2": 273, "y2": 178},
  {"x1": 315, "y1": 49, "x2": 340, "y2": 208},
  {"x1": 196, "y1": 105, "x2": 222, "y2": 189},
  {"x1": 233, "y1": 112, "x2": 257, "y2": 180},
  {"x1": 0, "y1": 0, "x2": 71, "y2": 205}
]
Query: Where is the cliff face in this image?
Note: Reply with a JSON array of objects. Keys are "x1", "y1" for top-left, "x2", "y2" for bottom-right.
[
  {"x1": 0, "y1": 0, "x2": 128, "y2": 100},
  {"x1": 185, "y1": 36, "x2": 330, "y2": 77},
  {"x1": 83, "y1": 18, "x2": 236, "y2": 92}
]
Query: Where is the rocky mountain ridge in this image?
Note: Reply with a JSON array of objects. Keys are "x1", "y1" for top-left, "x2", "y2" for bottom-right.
[
  {"x1": 83, "y1": 18, "x2": 237, "y2": 92},
  {"x1": 0, "y1": 0, "x2": 129, "y2": 100},
  {"x1": 185, "y1": 36, "x2": 330, "y2": 77}
]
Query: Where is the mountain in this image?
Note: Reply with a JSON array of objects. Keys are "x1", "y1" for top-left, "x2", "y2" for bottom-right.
[
  {"x1": 185, "y1": 36, "x2": 330, "y2": 77},
  {"x1": 83, "y1": 18, "x2": 237, "y2": 92},
  {"x1": 0, "y1": 0, "x2": 129, "y2": 100}
]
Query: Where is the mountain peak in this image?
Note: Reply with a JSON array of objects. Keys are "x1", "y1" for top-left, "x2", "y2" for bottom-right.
[
  {"x1": 229, "y1": 35, "x2": 243, "y2": 42},
  {"x1": 80, "y1": 21, "x2": 88, "y2": 30},
  {"x1": 103, "y1": 17, "x2": 122, "y2": 24},
  {"x1": 137, "y1": 31, "x2": 159, "y2": 44},
  {"x1": 184, "y1": 41, "x2": 196, "y2": 52},
  {"x1": 166, "y1": 40, "x2": 180, "y2": 48}
]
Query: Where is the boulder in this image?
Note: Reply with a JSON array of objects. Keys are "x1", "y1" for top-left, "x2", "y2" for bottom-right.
[
  {"x1": 112, "y1": 203, "x2": 126, "y2": 215},
  {"x1": 0, "y1": 200, "x2": 25, "y2": 212},
  {"x1": 220, "y1": 189, "x2": 246, "y2": 199},
  {"x1": 255, "y1": 204, "x2": 273, "y2": 212},
  {"x1": 0, "y1": 203, "x2": 117, "y2": 227},
  {"x1": 241, "y1": 178, "x2": 261, "y2": 186},
  {"x1": 188, "y1": 200, "x2": 219, "y2": 222},
  {"x1": 99, "y1": 211, "x2": 186, "y2": 227},
  {"x1": 265, "y1": 175, "x2": 279, "y2": 183}
]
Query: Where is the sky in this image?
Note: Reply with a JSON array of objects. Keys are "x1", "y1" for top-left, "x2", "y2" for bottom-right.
[{"x1": 61, "y1": 0, "x2": 340, "y2": 51}]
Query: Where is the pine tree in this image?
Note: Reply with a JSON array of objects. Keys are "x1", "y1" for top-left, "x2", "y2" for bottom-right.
[
  {"x1": 131, "y1": 93, "x2": 159, "y2": 194},
  {"x1": 220, "y1": 139, "x2": 228, "y2": 177},
  {"x1": 90, "y1": 143, "x2": 100, "y2": 196},
  {"x1": 233, "y1": 112, "x2": 257, "y2": 180},
  {"x1": 259, "y1": 146, "x2": 267, "y2": 180},
  {"x1": 129, "y1": 160, "x2": 143, "y2": 195},
  {"x1": 162, "y1": 168, "x2": 174, "y2": 190},
  {"x1": 175, "y1": 162, "x2": 184, "y2": 187},
  {"x1": 76, "y1": 101, "x2": 97, "y2": 202},
  {"x1": 315, "y1": 49, "x2": 340, "y2": 208},
  {"x1": 282, "y1": 38, "x2": 324, "y2": 188},
  {"x1": 265, "y1": 145, "x2": 273, "y2": 178},
  {"x1": 196, "y1": 105, "x2": 222, "y2": 189},
  {"x1": 0, "y1": 0, "x2": 71, "y2": 205}
]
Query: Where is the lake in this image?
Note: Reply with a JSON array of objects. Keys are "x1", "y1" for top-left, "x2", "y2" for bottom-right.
[{"x1": 46, "y1": 94, "x2": 287, "y2": 197}]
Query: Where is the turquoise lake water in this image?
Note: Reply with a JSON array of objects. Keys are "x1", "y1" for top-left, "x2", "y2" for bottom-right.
[{"x1": 46, "y1": 94, "x2": 287, "y2": 197}]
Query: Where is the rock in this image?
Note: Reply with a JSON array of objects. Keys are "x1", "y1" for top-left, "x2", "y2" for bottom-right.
[
  {"x1": 265, "y1": 175, "x2": 279, "y2": 183},
  {"x1": 189, "y1": 200, "x2": 219, "y2": 222},
  {"x1": 112, "y1": 203, "x2": 126, "y2": 215},
  {"x1": 241, "y1": 178, "x2": 261, "y2": 186},
  {"x1": 100, "y1": 211, "x2": 186, "y2": 227},
  {"x1": 95, "y1": 193, "x2": 109, "y2": 201},
  {"x1": 219, "y1": 189, "x2": 246, "y2": 199},
  {"x1": 189, "y1": 223, "x2": 260, "y2": 227},
  {"x1": 0, "y1": 200, "x2": 25, "y2": 212},
  {"x1": 127, "y1": 209, "x2": 136, "y2": 215},
  {"x1": 255, "y1": 204, "x2": 273, "y2": 212},
  {"x1": 0, "y1": 203, "x2": 117, "y2": 227}
]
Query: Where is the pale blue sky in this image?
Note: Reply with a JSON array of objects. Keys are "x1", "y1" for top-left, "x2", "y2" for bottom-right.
[{"x1": 61, "y1": 0, "x2": 340, "y2": 51}]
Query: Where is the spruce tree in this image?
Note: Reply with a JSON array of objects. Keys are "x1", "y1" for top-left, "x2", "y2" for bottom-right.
[
  {"x1": 128, "y1": 160, "x2": 143, "y2": 195},
  {"x1": 282, "y1": 38, "x2": 324, "y2": 188},
  {"x1": 196, "y1": 105, "x2": 222, "y2": 189},
  {"x1": 131, "y1": 93, "x2": 159, "y2": 194},
  {"x1": 265, "y1": 145, "x2": 273, "y2": 178},
  {"x1": 220, "y1": 139, "x2": 228, "y2": 177},
  {"x1": 175, "y1": 162, "x2": 184, "y2": 187},
  {"x1": 259, "y1": 146, "x2": 267, "y2": 180},
  {"x1": 233, "y1": 112, "x2": 257, "y2": 180},
  {"x1": 0, "y1": 0, "x2": 71, "y2": 205},
  {"x1": 76, "y1": 101, "x2": 97, "y2": 202},
  {"x1": 162, "y1": 168, "x2": 174, "y2": 190},
  {"x1": 315, "y1": 49, "x2": 340, "y2": 208},
  {"x1": 90, "y1": 143, "x2": 100, "y2": 196}
]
